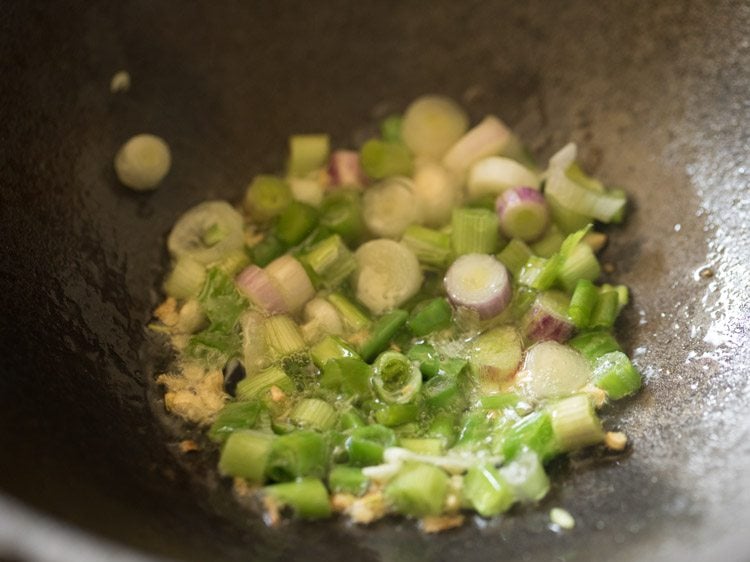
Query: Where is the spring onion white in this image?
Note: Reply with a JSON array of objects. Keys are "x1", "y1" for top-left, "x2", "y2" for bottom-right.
[{"x1": 114, "y1": 133, "x2": 171, "y2": 190}]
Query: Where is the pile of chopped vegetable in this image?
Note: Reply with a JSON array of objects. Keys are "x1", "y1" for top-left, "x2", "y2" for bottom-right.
[{"x1": 153, "y1": 95, "x2": 641, "y2": 530}]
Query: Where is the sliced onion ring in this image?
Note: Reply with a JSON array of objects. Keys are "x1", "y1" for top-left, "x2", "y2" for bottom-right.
[{"x1": 444, "y1": 254, "x2": 511, "y2": 320}]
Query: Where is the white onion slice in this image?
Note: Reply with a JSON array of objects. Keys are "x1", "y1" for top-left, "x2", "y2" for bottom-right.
[
  {"x1": 167, "y1": 201, "x2": 245, "y2": 265},
  {"x1": 442, "y1": 116, "x2": 513, "y2": 175},
  {"x1": 401, "y1": 95, "x2": 469, "y2": 159},
  {"x1": 411, "y1": 162, "x2": 461, "y2": 227},
  {"x1": 362, "y1": 177, "x2": 421, "y2": 239},
  {"x1": 353, "y1": 239, "x2": 423, "y2": 315},
  {"x1": 444, "y1": 254, "x2": 511, "y2": 319},
  {"x1": 516, "y1": 341, "x2": 591, "y2": 401},
  {"x1": 467, "y1": 156, "x2": 539, "y2": 199},
  {"x1": 264, "y1": 255, "x2": 315, "y2": 313},
  {"x1": 235, "y1": 265, "x2": 288, "y2": 315}
]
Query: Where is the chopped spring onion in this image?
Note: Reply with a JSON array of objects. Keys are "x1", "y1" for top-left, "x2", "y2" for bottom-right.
[
  {"x1": 289, "y1": 177, "x2": 324, "y2": 208},
  {"x1": 375, "y1": 403, "x2": 420, "y2": 427},
  {"x1": 469, "y1": 325, "x2": 523, "y2": 392},
  {"x1": 310, "y1": 335, "x2": 359, "y2": 369},
  {"x1": 384, "y1": 462, "x2": 450, "y2": 517},
  {"x1": 548, "y1": 394, "x2": 604, "y2": 452},
  {"x1": 244, "y1": 175, "x2": 292, "y2": 223},
  {"x1": 591, "y1": 351, "x2": 642, "y2": 399},
  {"x1": 401, "y1": 225, "x2": 453, "y2": 269},
  {"x1": 236, "y1": 365, "x2": 294, "y2": 401},
  {"x1": 411, "y1": 162, "x2": 461, "y2": 227},
  {"x1": 518, "y1": 341, "x2": 591, "y2": 401},
  {"x1": 168, "y1": 201, "x2": 245, "y2": 265},
  {"x1": 209, "y1": 401, "x2": 262, "y2": 443},
  {"x1": 320, "y1": 357, "x2": 372, "y2": 399},
  {"x1": 266, "y1": 430, "x2": 329, "y2": 481},
  {"x1": 263, "y1": 255, "x2": 315, "y2": 313},
  {"x1": 398, "y1": 438, "x2": 444, "y2": 456},
  {"x1": 290, "y1": 398, "x2": 338, "y2": 431},
  {"x1": 346, "y1": 424, "x2": 397, "y2": 467},
  {"x1": 263, "y1": 478, "x2": 332, "y2": 519},
  {"x1": 327, "y1": 293, "x2": 371, "y2": 332},
  {"x1": 407, "y1": 298, "x2": 452, "y2": 337},
  {"x1": 163, "y1": 256, "x2": 206, "y2": 300},
  {"x1": 218, "y1": 430, "x2": 274, "y2": 483},
  {"x1": 558, "y1": 244, "x2": 601, "y2": 292},
  {"x1": 444, "y1": 253, "x2": 512, "y2": 320},
  {"x1": 442, "y1": 116, "x2": 514, "y2": 174},
  {"x1": 464, "y1": 463, "x2": 515, "y2": 517},
  {"x1": 328, "y1": 465, "x2": 369, "y2": 496},
  {"x1": 499, "y1": 449, "x2": 550, "y2": 502},
  {"x1": 496, "y1": 186, "x2": 550, "y2": 242},
  {"x1": 235, "y1": 265, "x2": 288, "y2": 315},
  {"x1": 359, "y1": 309, "x2": 409, "y2": 363},
  {"x1": 545, "y1": 169, "x2": 626, "y2": 223},
  {"x1": 360, "y1": 139, "x2": 413, "y2": 180},
  {"x1": 353, "y1": 239, "x2": 423, "y2": 315},
  {"x1": 401, "y1": 95, "x2": 469, "y2": 159},
  {"x1": 114, "y1": 133, "x2": 171, "y2": 190},
  {"x1": 521, "y1": 291, "x2": 575, "y2": 344},
  {"x1": 299, "y1": 234, "x2": 356, "y2": 289},
  {"x1": 327, "y1": 149, "x2": 365, "y2": 187},
  {"x1": 274, "y1": 201, "x2": 319, "y2": 245},
  {"x1": 590, "y1": 289, "x2": 619, "y2": 328},
  {"x1": 422, "y1": 375, "x2": 464, "y2": 411},
  {"x1": 568, "y1": 330, "x2": 622, "y2": 362},
  {"x1": 250, "y1": 234, "x2": 286, "y2": 267},
  {"x1": 301, "y1": 297, "x2": 343, "y2": 343},
  {"x1": 531, "y1": 224, "x2": 565, "y2": 258},
  {"x1": 518, "y1": 255, "x2": 562, "y2": 291},
  {"x1": 499, "y1": 410, "x2": 559, "y2": 462},
  {"x1": 451, "y1": 207, "x2": 500, "y2": 255},
  {"x1": 264, "y1": 315, "x2": 306, "y2": 358},
  {"x1": 319, "y1": 190, "x2": 364, "y2": 244},
  {"x1": 372, "y1": 351, "x2": 422, "y2": 404},
  {"x1": 380, "y1": 114, "x2": 403, "y2": 143},
  {"x1": 467, "y1": 156, "x2": 539, "y2": 199},
  {"x1": 362, "y1": 177, "x2": 420, "y2": 239},
  {"x1": 407, "y1": 343, "x2": 441, "y2": 379},
  {"x1": 288, "y1": 134, "x2": 330, "y2": 177},
  {"x1": 497, "y1": 238, "x2": 534, "y2": 278},
  {"x1": 568, "y1": 279, "x2": 599, "y2": 329}
]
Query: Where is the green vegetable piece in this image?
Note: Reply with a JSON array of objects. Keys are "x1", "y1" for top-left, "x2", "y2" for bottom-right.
[
  {"x1": 398, "y1": 438, "x2": 444, "y2": 456},
  {"x1": 380, "y1": 115, "x2": 404, "y2": 144},
  {"x1": 407, "y1": 343, "x2": 441, "y2": 378},
  {"x1": 236, "y1": 365, "x2": 295, "y2": 401},
  {"x1": 265, "y1": 430, "x2": 329, "y2": 482},
  {"x1": 400, "y1": 225, "x2": 453, "y2": 268},
  {"x1": 451, "y1": 208, "x2": 500, "y2": 255},
  {"x1": 479, "y1": 393, "x2": 521, "y2": 411},
  {"x1": 500, "y1": 410, "x2": 560, "y2": 463},
  {"x1": 422, "y1": 375, "x2": 463, "y2": 411},
  {"x1": 218, "y1": 430, "x2": 274, "y2": 483},
  {"x1": 288, "y1": 134, "x2": 330, "y2": 177},
  {"x1": 568, "y1": 279, "x2": 599, "y2": 328},
  {"x1": 591, "y1": 351, "x2": 642, "y2": 399},
  {"x1": 263, "y1": 478, "x2": 332, "y2": 519},
  {"x1": 407, "y1": 298, "x2": 452, "y2": 337},
  {"x1": 359, "y1": 309, "x2": 409, "y2": 362},
  {"x1": 590, "y1": 289, "x2": 619, "y2": 328},
  {"x1": 374, "y1": 403, "x2": 420, "y2": 427},
  {"x1": 345, "y1": 424, "x2": 396, "y2": 467},
  {"x1": 319, "y1": 357, "x2": 372, "y2": 400},
  {"x1": 209, "y1": 401, "x2": 263, "y2": 443},
  {"x1": 328, "y1": 465, "x2": 370, "y2": 496},
  {"x1": 319, "y1": 191, "x2": 365, "y2": 244},
  {"x1": 359, "y1": 139, "x2": 413, "y2": 179},
  {"x1": 310, "y1": 335, "x2": 360, "y2": 369},
  {"x1": 244, "y1": 175, "x2": 292, "y2": 223},
  {"x1": 372, "y1": 351, "x2": 422, "y2": 404},
  {"x1": 568, "y1": 330, "x2": 622, "y2": 362},
  {"x1": 299, "y1": 234, "x2": 356, "y2": 289},
  {"x1": 464, "y1": 463, "x2": 515, "y2": 517},
  {"x1": 250, "y1": 234, "x2": 287, "y2": 267},
  {"x1": 385, "y1": 463, "x2": 449, "y2": 517},
  {"x1": 290, "y1": 398, "x2": 338, "y2": 431},
  {"x1": 427, "y1": 413, "x2": 458, "y2": 448},
  {"x1": 497, "y1": 238, "x2": 534, "y2": 278},
  {"x1": 275, "y1": 201, "x2": 319, "y2": 246}
]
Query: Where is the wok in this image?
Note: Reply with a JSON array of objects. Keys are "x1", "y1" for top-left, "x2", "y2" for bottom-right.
[{"x1": 0, "y1": 1, "x2": 748, "y2": 561}]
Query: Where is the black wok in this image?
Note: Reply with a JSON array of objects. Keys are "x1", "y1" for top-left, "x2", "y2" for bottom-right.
[{"x1": 1, "y1": 1, "x2": 748, "y2": 561}]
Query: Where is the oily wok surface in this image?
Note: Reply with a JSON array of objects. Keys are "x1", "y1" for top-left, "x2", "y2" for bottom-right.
[{"x1": 0, "y1": 1, "x2": 748, "y2": 561}]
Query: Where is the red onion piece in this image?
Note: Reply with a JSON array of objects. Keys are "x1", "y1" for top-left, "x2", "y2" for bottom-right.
[
  {"x1": 521, "y1": 292, "x2": 575, "y2": 343},
  {"x1": 495, "y1": 186, "x2": 549, "y2": 242},
  {"x1": 328, "y1": 150, "x2": 365, "y2": 188},
  {"x1": 444, "y1": 254, "x2": 511, "y2": 319},
  {"x1": 235, "y1": 265, "x2": 288, "y2": 315}
]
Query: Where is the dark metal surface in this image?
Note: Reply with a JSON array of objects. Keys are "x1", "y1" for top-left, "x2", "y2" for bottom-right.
[{"x1": 0, "y1": 1, "x2": 748, "y2": 561}]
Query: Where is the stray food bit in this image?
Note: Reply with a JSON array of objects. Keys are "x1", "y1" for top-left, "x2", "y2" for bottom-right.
[
  {"x1": 331, "y1": 493, "x2": 356, "y2": 512},
  {"x1": 420, "y1": 514, "x2": 465, "y2": 533},
  {"x1": 583, "y1": 231, "x2": 608, "y2": 253},
  {"x1": 604, "y1": 431, "x2": 628, "y2": 451},
  {"x1": 110, "y1": 70, "x2": 131, "y2": 93},
  {"x1": 262, "y1": 495, "x2": 282, "y2": 528},
  {"x1": 269, "y1": 385, "x2": 286, "y2": 402},
  {"x1": 179, "y1": 439, "x2": 199, "y2": 453},
  {"x1": 154, "y1": 297, "x2": 179, "y2": 327},
  {"x1": 174, "y1": 299, "x2": 207, "y2": 334},
  {"x1": 157, "y1": 366, "x2": 226, "y2": 424},
  {"x1": 549, "y1": 507, "x2": 576, "y2": 530},
  {"x1": 583, "y1": 384, "x2": 608, "y2": 408},
  {"x1": 115, "y1": 134, "x2": 171, "y2": 191},
  {"x1": 699, "y1": 267, "x2": 714, "y2": 279},
  {"x1": 602, "y1": 262, "x2": 616, "y2": 274},
  {"x1": 346, "y1": 491, "x2": 388, "y2": 525}
]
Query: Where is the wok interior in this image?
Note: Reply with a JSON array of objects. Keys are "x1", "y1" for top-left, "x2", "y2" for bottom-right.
[{"x1": 0, "y1": 1, "x2": 748, "y2": 561}]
